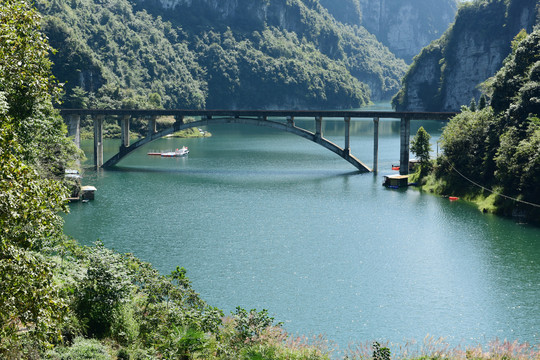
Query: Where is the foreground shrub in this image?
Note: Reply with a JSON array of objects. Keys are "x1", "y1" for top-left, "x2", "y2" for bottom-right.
[{"x1": 45, "y1": 337, "x2": 110, "y2": 359}]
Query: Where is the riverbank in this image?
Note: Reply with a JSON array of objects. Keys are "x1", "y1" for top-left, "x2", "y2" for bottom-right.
[
  {"x1": 166, "y1": 127, "x2": 212, "y2": 138},
  {"x1": 410, "y1": 168, "x2": 540, "y2": 225}
]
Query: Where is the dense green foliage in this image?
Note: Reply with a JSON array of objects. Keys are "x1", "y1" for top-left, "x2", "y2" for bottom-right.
[
  {"x1": 428, "y1": 28, "x2": 540, "y2": 222},
  {"x1": 36, "y1": 0, "x2": 406, "y2": 111},
  {"x1": 0, "y1": 0, "x2": 80, "y2": 354}
]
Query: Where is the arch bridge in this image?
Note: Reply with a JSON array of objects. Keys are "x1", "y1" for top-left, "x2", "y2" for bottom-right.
[{"x1": 60, "y1": 109, "x2": 457, "y2": 175}]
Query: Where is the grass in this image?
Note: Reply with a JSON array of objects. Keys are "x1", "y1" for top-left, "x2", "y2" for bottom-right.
[
  {"x1": 345, "y1": 337, "x2": 540, "y2": 360},
  {"x1": 410, "y1": 165, "x2": 504, "y2": 216}
]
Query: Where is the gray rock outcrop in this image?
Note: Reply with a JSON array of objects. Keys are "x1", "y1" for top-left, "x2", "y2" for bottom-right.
[
  {"x1": 394, "y1": 0, "x2": 539, "y2": 111},
  {"x1": 357, "y1": 0, "x2": 458, "y2": 63}
]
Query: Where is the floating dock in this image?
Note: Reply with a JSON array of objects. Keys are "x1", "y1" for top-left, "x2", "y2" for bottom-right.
[
  {"x1": 80, "y1": 185, "x2": 97, "y2": 200},
  {"x1": 383, "y1": 174, "x2": 409, "y2": 188}
]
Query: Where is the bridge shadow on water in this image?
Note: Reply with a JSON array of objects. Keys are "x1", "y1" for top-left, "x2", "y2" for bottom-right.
[{"x1": 97, "y1": 164, "x2": 368, "y2": 187}]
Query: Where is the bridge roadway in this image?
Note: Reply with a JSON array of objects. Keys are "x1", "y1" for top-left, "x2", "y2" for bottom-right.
[{"x1": 60, "y1": 109, "x2": 458, "y2": 174}]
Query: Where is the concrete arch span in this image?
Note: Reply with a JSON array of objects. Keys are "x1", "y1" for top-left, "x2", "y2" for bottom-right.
[{"x1": 102, "y1": 117, "x2": 371, "y2": 172}]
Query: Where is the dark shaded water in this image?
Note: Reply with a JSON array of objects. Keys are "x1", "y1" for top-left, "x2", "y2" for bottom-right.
[{"x1": 64, "y1": 104, "x2": 540, "y2": 352}]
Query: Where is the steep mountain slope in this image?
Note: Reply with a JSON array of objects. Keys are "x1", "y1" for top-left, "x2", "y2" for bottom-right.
[
  {"x1": 393, "y1": 0, "x2": 539, "y2": 111},
  {"x1": 317, "y1": 0, "x2": 459, "y2": 63},
  {"x1": 319, "y1": 0, "x2": 362, "y2": 27},
  {"x1": 38, "y1": 0, "x2": 407, "y2": 110},
  {"x1": 358, "y1": 0, "x2": 458, "y2": 63}
]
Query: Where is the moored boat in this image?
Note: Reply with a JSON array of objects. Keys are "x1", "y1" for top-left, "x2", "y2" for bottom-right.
[{"x1": 147, "y1": 146, "x2": 189, "y2": 157}]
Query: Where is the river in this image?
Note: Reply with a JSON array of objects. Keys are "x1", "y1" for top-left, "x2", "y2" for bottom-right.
[{"x1": 63, "y1": 103, "x2": 540, "y2": 353}]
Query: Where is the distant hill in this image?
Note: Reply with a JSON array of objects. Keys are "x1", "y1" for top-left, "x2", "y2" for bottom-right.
[
  {"x1": 38, "y1": 0, "x2": 408, "y2": 110},
  {"x1": 393, "y1": 0, "x2": 539, "y2": 111}
]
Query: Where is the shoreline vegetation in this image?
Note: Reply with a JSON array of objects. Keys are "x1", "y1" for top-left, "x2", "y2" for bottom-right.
[
  {"x1": 407, "y1": 27, "x2": 540, "y2": 225},
  {"x1": 410, "y1": 168, "x2": 536, "y2": 225},
  {"x1": 80, "y1": 116, "x2": 212, "y2": 140}
]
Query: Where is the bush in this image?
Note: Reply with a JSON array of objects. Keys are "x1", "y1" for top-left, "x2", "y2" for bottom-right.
[
  {"x1": 75, "y1": 242, "x2": 131, "y2": 338},
  {"x1": 45, "y1": 337, "x2": 110, "y2": 360}
]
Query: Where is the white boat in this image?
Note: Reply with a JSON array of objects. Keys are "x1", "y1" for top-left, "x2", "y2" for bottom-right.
[{"x1": 160, "y1": 146, "x2": 189, "y2": 157}]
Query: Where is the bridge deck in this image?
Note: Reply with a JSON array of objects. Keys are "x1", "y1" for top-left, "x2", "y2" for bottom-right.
[{"x1": 59, "y1": 109, "x2": 457, "y2": 120}]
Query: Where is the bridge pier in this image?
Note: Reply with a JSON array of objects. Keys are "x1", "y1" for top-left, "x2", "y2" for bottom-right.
[
  {"x1": 174, "y1": 115, "x2": 184, "y2": 130},
  {"x1": 93, "y1": 115, "x2": 104, "y2": 168},
  {"x1": 148, "y1": 115, "x2": 157, "y2": 137},
  {"x1": 287, "y1": 116, "x2": 295, "y2": 127},
  {"x1": 373, "y1": 117, "x2": 379, "y2": 173},
  {"x1": 399, "y1": 117, "x2": 410, "y2": 175},
  {"x1": 315, "y1": 116, "x2": 323, "y2": 138},
  {"x1": 121, "y1": 115, "x2": 130, "y2": 148},
  {"x1": 67, "y1": 114, "x2": 81, "y2": 148},
  {"x1": 344, "y1": 117, "x2": 351, "y2": 155}
]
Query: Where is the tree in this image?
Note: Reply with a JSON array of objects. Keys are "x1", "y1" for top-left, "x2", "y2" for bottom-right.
[
  {"x1": 478, "y1": 94, "x2": 487, "y2": 110},
  {"x1": 0, "y1": 123, "x2": 67, "y2": 355},
  {"x1": 469, "y1": 97, "x2": 477, "y2": 111},
  {"x1": 410, "y1": 126, "x2": 432, "y2": 163},
  {"x1": 0, "y1": 0, "x2": 77, "y2": 354}
]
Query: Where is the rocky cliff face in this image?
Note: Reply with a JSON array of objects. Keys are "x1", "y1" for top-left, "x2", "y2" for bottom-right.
[
  {"x1": 319, "y1": 0, "x2": 362, "y2": 26},
  {"x1": 357, "y1": 0, "x2": 458, "y2": 63},
  {"x1": 394, "y1": 0, "x2": 539, "y2": 112},
  {"x1": 441, "y1": 32, "x2": 507, "y2": 111},
  {"x1": 139, "y1": 0, "x2": 297, "y2": 30},
  {"x1": 312, "y1": 0, "x2": 458, "y2": 63}
]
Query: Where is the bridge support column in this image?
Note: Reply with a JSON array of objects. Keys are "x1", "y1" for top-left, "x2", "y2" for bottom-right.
[
  {"x1": 173, "y1": 115, "x2": 184, "y2": 131},
  {"x1": 344, "y1": 117, "x2": 351, "y2": 155},
  {"x1": 315, "y1": 116, "x2": 323, "y2": 138},
  {"x1": 93, "y1": 115, "x2": 104, "y2": 168},
  {"x1": 399, "y1": 117, "x2": 410, "y2": 175},
  {"x1": 67, "y1": 114, "x2": 81, "y2": 149},
  {"x1": 148, "y1": 116, "x2": 157, "y2": 137},
  {"x1": 373, "y1": 117, "x2": 379, "y2": 173},
  {"x1": 287, "y1": 116, "x2": 295, "y2": 127},
  {"x1": 121, "y1": 115, "x2": 130, "y2": 148}
]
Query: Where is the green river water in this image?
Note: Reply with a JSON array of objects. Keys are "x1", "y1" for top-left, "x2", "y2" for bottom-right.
[{"x1": 63, "y1": 104, "x2": 540, "y2": 352}]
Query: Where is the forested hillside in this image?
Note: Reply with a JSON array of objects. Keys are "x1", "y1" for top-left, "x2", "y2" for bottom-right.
[
  {"x1": 393, "y1": 0, "x2": 539, "y2": 111},
  {"x1": 37, "y1": 0, "x2": 408, "y2": 110}
]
